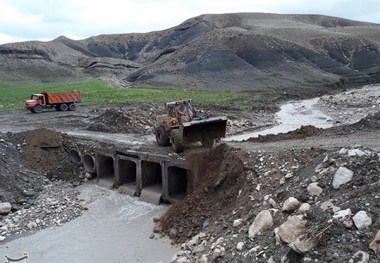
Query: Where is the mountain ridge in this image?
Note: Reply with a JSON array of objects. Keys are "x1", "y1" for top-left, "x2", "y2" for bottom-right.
[{"x1": 1, "y1": 12, "x2": 380, "y2": 91}]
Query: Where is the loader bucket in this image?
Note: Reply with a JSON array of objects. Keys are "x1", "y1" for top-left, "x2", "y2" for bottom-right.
[{"x1": 182, "y1": 117, "x2": 227, "y2": 144}]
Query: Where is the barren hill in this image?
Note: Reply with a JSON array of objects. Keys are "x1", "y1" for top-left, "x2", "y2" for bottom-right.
[{"x1": 1, "y1": 13, "x2": 380, "y2": 91}]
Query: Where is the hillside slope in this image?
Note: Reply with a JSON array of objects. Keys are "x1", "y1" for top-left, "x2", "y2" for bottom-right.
[{"x1": 1, "y1": 13, "x2": 380, "y2": 91}]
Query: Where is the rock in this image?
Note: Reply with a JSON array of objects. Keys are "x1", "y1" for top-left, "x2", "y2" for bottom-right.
[
  {"x1": 332, "y1": 167, "x2": 353, "y2": 189},
  {"x1": 233, "y1": 219, "x2": 243, "y2": 228},
  {"x1": 248, "y1": 210, "x2": 273, "y2": 239},
  {"x1": 282, "y1": 197, "x2": 301, "y2": 212},
  {"x1": 267, "y1": 256, "x2": 276, "y2": 263},
  {"x1": 348, "y1": 149, "x2": 365, "y2": 157},
  {"x1": 298, "y1": 203, "x2": 311, "y2": 214},
  {"x1": 333, "y1": 208, "x2": 352, "y2": 221},
  {"x1": 348, "y1": 251, "x2": 369, "y2": 263},
  {"x1": 0, "y1": 235, "x2": 5, "y2": 242},
  {"x1": 268, "y1": 198, "x2": 277, "y2": 208},
  {"x1": 0, "y1": 202, "x2": 12, "y2": 215},
  {"x1": 27, "y1": 221, "x2": 37, "y2": 229},
  {"x1": 369, "y1": 230, "x2": 380, "y2": 251},
  {"x1": 211, "y1": 247, "x2": 225, "y2": 259},
  {"x1": 307, "y1": 183, "x2": 322, "y2": 196},
  {"x1": 169, "y1": 228, "x2": 178, "y2": 239},
  {"x1": 277, "y1": 215, "x2": 307, "y2": 244},
  {"x1": 290, "y1": 234, "x2": 318, "y2": 254},
  {"x1": 352, "y1": 211, "x2": 372, "y2": 230},
  {"x1": 338, "y1": 148, "x2": 348, "y2": 155},
  {"x1": 236, "y1": 242, "x2": 244, "y2": 251},
  {"x1": 285, "y1": 172, "x2": 294, "y2": 179},
  {"x1": 149, "y1": 233, "x2": 154, "y2": 239},
  {"x1": 320, "y1": 201, "x2": 340, "y2": 212},
  {"x1": 343, "y1": 219, "x2": 354, "y2": 228}
]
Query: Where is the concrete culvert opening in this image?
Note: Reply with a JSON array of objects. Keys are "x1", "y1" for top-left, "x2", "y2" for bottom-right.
[
  {"x1": 97, "y1": 154, "x2": 115, "y2": 187},
  {"x1": 117, "y1": 158, "x2": 137, "y2": 196},
  {"x1": 69, "y1": 149, "x2": 82, "y2": 166},
  {"x1": 141, "y1": 161, "x2": 162, "y2": 187},
  {"x1": 168, "y1": 166, "x2": 188, "y2": 199},
  {"x1": 140, "y1": 160, "x2": 163, "y2": 205},
  {"x1": 83, "y1": 154, "x2": 96, "y2": 174}
]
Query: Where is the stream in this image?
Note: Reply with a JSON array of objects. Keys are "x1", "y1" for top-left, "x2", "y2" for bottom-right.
[
  {"x1": 0, "y1": 184, "x2": 178, "y2": 263},
  {"x1": 226, "y1": 98, "x2": 333, "y2": 141}
]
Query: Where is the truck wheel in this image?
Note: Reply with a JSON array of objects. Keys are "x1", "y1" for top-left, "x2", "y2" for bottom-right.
[
  {"x1": 33, "y1": 105, "x2": 43, "y2": 113},
  {"x1": 68, "y1": 103, "x2": 77, "y2": 111},
  {"x1": 170, "y1": 129, "x2": 184, "y2": 153},
  {"x1": 155, "y1": 126, "x2": 170, "y2": 146},
  {"x1": 59, "y1": 104, "x2": 68, "y2": 111}
]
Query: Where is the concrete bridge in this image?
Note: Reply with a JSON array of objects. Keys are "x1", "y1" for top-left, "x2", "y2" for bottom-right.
[{"x1": 69, "y1": 148, "x2": 192, "y2": 204}]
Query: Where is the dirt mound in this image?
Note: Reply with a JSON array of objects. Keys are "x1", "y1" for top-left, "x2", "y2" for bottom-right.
[
  {"x1": 324, "y1": 111, "x2": 380, "y2": 136},
  {"x1": 22, "y1": 128, "x2": 78, "y2": 180},
  {"x1": 157, "y1": 144, "x2": 246, "y2": 243},
  {"x1": 86, "y1": 108, "x2": 154, "y2": 134},
  {"x1": 0, "y1": 138, "x2": 46, "y2": 205},
  {"x1": 248, "y1": 125, "x2": 322, "y2": 142},
  {"x1": 346, "y1": 111, "x2": 380, "y2": 130}
]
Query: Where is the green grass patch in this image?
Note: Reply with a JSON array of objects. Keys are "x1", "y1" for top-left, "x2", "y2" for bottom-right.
[{"x1": 0, "y1": 80, "x2": 252, "y2": 112}]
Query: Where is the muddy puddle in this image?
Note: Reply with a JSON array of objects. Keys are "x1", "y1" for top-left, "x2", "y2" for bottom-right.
[
  {"x1": 226, "y1": 98, "x2": 333, "y2": 141},
  {"x1": 0, "y1": 184, "x2": 178, "y2": 263}
]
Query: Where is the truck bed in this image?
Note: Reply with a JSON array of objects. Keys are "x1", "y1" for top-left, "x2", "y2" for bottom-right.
[{"x1": 44, "y1": 92, "x2": 81, "y2": 104}]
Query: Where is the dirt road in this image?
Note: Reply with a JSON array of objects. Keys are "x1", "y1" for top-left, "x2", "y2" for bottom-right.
[{"x1": 1, "y1": 85, "x2": 378, "y2": 154}]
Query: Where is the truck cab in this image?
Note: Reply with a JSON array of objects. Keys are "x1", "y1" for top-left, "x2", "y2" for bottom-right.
[
  {"x1": 25, "y1": 93, "x2": 47, "y2": 113},
  {"x1": 26, "y1": 94, "x2": 46, "y2": 108}
]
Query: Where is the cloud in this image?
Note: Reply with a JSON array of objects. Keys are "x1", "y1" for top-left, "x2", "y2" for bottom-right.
[{"x1": 0, "y1": 0, "x2": 379, "y2": 44}]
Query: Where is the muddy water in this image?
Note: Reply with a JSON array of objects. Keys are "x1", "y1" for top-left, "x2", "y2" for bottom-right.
[
  {"x1": 226, "y1": 98, "x2": 333, "y2": 141},
  {"x1": 0, "y1": 184, "x2": 178, "y2": 263}
]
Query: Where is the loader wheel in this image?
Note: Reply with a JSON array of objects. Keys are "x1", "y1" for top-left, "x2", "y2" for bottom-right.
[
  {"x1": 59, "y1": 103, "x2": 68, "y2": 111},
  {"x1": 155, "y1": 126, "x2": 170, "y2": 146},
  {"x1": 33, "y1": 105, "x2": 43, "y2": 113},
  {"x1": 68, "y1": 103, "x2": 77, "y2": 111},
  {"x1": 170, "y1": 129, "x2": 184, "y2": 153}
]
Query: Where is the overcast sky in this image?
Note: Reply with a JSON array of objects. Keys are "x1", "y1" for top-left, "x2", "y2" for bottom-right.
[{"x1": 0, "y1": 0, "x2": 379, "y2": 44}]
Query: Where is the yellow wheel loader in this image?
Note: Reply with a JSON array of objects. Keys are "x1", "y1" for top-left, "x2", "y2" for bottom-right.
[{"x1": 154, "y1": 99, "x2": 227, "y2": 153}]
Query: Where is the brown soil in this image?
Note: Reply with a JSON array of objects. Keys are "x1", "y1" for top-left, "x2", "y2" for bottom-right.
[
  {"x1": 22, "y1": 128, "x2": 80, "y2": 180},
  {"x1": 158, "y1": 144, "x2": 246, "y2": 243}
]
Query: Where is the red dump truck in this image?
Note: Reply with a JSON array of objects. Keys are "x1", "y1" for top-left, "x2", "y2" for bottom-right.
[{"x1": 25, "y1": 91, "x2": 81, "y2": 113}]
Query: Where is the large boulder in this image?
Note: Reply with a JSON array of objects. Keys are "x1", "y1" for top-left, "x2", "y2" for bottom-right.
[
  {"x1": 248, "y1": 210, "x2": 273, "y2": 239},
  {"x1": 332, "y1": 167, "x2": 353, "y2": 189},
  {"x1": 282, "y1": 197, "x2": 301, "y2": 212},
  {"x1": 277, "y1": 215, "x2": 307, "y2": 244},
  {"x1": 353, "y1": 211, "x2": 372, "y2": 230}
]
